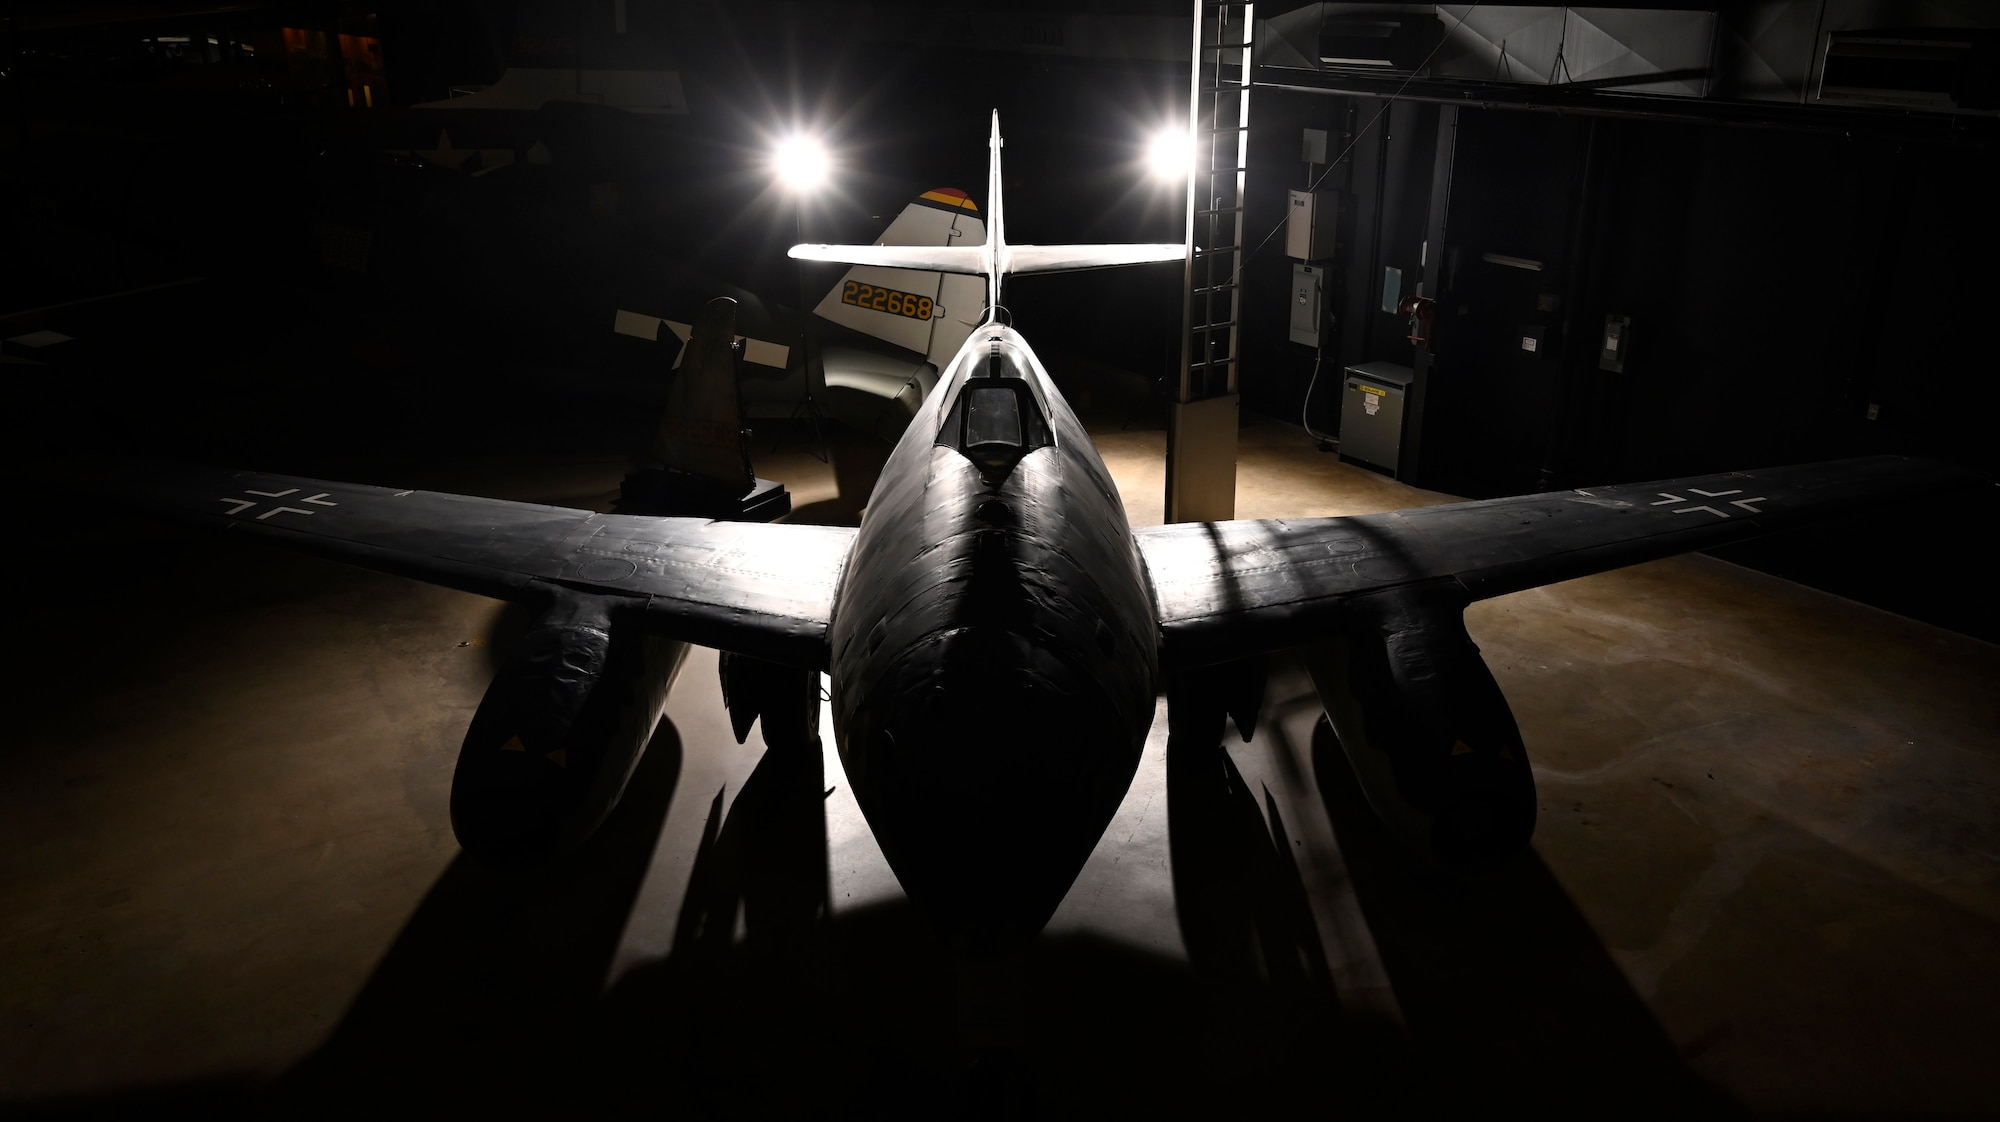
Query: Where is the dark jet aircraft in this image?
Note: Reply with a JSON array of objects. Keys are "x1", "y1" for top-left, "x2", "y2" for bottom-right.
[{"x1": 126, "y1": 113, "x2": 1977, "y2": 955}]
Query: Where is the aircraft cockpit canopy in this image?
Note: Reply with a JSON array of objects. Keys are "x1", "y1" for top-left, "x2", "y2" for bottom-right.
[{"x1": 936, "y1": 340, "x2": 1054, "y2": 474}]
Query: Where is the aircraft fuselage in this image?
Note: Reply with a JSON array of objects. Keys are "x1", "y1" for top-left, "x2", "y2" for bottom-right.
[{"x1": 826, "y1": 324, "x2": 1160, "y2": 952}]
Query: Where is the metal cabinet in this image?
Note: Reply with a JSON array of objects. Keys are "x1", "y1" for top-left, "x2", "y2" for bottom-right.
[{"x1": 1339, "y1": 361, "x2": 1414, "y2": 476}]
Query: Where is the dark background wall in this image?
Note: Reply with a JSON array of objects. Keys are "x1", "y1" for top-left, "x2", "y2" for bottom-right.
[{"x1": 1244, "y1": 91, "x2": 2000, "y2": 499}]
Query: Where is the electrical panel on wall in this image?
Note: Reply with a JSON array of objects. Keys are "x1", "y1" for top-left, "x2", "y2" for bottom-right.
[
  {"x1": 1600, "y1": 314, "x2": 1630, "y2": 372},
  {"x1": 1302, "y1": 128, "x2": 1329, "y2": 165},
  {"x1": 1287, "y1": 190, "x2": 1339, "y2": 261},
  {"x1": 1290, "y1": 264, "x2": 1323, "y2": 346}
]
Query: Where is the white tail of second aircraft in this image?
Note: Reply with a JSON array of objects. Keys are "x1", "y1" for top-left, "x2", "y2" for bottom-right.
[
  {"x1": 812, "y1": 186, "x2": 988, "y2": 374},
  {"x1": 791, "y1": 112, "x2": 1184, "y2": 329}
]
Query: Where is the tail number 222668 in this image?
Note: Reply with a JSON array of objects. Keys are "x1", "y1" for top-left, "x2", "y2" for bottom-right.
[{"x1": 842, "y1": 281, "x2": 933, "y2": 321}]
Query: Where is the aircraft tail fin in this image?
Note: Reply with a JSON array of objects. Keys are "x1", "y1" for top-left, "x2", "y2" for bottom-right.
[
  {"x1": 791, "y1": 111, "x2": 1182, "y2": 323},
  {"x1": 809, "y1": 187, "x2": 988, "y2": 371}
]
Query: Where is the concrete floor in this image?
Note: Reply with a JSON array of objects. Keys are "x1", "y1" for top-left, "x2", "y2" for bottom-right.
[{"x1": 3, "y1": 354, "x2": 1998, "y2": 1118}]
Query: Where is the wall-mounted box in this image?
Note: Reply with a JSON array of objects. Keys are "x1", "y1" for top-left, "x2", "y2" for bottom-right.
[
  {"x1": 1302, "y1": 127, "x2": 1329, "y2": 164},
  {"x1": 1287, "y1": 189, "x2": 1339, "y2": 261},
  {"x1": 1600, "y1": 313, "x2": 1630, "y2": 372},
  {"x1": 1290, "y1": 263, "x2": 1324, "y2": 346}
]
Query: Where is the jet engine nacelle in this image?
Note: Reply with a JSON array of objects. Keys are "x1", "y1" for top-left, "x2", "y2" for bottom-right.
[
  {"x1": 1304, "y1": 582, "x2": 1537, "y2": 867},
  {"x1": 451, "y1": 587, "x2": 687, "y2": 866}
]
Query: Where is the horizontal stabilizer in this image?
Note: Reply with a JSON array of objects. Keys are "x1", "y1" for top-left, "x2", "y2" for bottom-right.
[
  {"x1": 791, "y1": 242, "x2": 1184, "y2": 276},
  {"x1": 1007, "y1": 243, "x2": 1185, "y2": 274},
  {"x1": 792, "y1": 113, "x2": 1184, "y2": 319},
  {"x1": 790, "y1": 244, "x2": 987, "y2": 275}
]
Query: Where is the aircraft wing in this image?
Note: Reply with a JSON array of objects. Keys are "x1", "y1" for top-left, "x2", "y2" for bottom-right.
[
  {"x1": 1134, "y1": 455, "x2": 1978, "y2": 670},
  {"x1": 122, "y1": 465, "x2": 855, "y2": 668}
]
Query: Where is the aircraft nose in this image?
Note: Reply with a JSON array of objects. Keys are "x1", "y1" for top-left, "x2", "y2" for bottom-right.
[{"x1": 841, "y1": 651, "x2": 1147, "y2": 955}]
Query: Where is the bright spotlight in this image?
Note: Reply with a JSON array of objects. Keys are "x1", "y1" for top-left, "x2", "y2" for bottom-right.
[
  {"x1": 772, "y1": 133, "x2": 830, "y2": 193},
  {"x1": 1145, "y1": 128, "x2": 1192, "y2": 183}
]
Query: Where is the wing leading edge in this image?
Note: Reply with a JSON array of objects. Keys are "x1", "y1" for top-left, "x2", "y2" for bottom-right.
[
  {"x1": 1136, "y1": 456, "x2": 1982, "y2": 670},
  {"x1": 123, "y1": 465, "x2": 855, "y2": 668}
]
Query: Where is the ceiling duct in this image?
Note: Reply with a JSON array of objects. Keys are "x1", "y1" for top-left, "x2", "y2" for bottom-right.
[
  {"x1": 1429, "y1": 6, "x2": 1715, "y2": 97},
  {"x1": 1257, "y1": 5, "x2": 2000, "y2": 139},
  {"x1": 1319, "y1": 15, "x2": 1442, "y2": 71},
  {"x1": 1815, "y1": 28, "x2": 1999, "y2": 112}
]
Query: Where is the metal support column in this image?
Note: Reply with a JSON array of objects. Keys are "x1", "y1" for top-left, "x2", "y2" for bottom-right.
[{"x1": 1166, "y1": 0, "x2": 1253, "y2": 523}]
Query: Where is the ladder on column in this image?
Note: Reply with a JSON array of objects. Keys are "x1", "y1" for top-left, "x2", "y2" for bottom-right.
[
  {"x1": 1167, "y1": 0, "x2": 1252, "y2": 523},
  {"x1": 1179, "y1": 0, "x2": 1253, "y2": 404}
]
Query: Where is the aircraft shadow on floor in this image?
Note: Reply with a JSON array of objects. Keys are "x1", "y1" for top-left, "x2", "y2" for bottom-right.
[
  {"x1": 1166, "y1": 732, "x2": 1335, "y2": 991},
  {"x1": 268, "y1": 716, "x2": 686, "y2": 1114},
  {"x1": 0, "y1": 711, "x2": 1737, "y2": 1118},
  {"x1": 1306, "y1": 718, "x2": 1742, "y2": 1118},
  {"x1": 230, "y1": 698, "x2": 1731, "y2": 1117}
]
